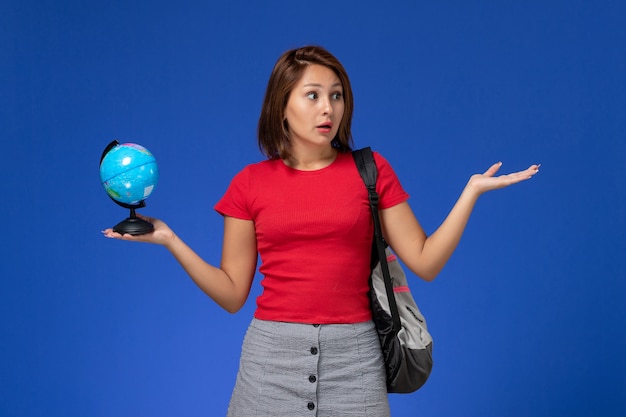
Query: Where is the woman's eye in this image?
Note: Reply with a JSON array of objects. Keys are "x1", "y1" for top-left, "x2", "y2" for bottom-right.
[
  {"x1": 332, "y1": 92, "x2": 343, "y2": 100},
  {"x1": 306, "y1": 92, "x2": 318, "y2": 100}
]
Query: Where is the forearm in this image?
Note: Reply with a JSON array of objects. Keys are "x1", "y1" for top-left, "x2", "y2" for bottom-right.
[
  {"x1": 419, "y1": 183, "x2": 480, "y2": 280},
  {"x1": 164, "y1": 235, "x2": 249, "y2": 313}
]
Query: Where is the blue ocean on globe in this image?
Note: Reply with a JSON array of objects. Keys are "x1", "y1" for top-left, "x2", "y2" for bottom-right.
[{"x1": 99, "y1": 143, "x2": 159, "y2": 205}]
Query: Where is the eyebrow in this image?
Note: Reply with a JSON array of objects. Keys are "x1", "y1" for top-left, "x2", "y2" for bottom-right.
[{"x1": 302, "y1": 82, "x2": 343, "y2": 88}]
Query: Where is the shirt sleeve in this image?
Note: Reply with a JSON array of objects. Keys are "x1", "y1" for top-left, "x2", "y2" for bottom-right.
[
  {"x1": 373, "y1": 152, "x2": 410, "y2": 209},
  {"x1": 214, "y1": 166, "x2": 253, "y2": 220}
]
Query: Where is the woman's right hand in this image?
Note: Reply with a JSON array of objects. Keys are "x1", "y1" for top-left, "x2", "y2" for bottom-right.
[{"x1": 102, "y1": 214, "x2": 175, "y2": 246}]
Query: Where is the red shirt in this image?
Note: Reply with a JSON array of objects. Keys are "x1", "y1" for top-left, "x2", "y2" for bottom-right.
[{"x1": 214, "y1": 151, "x2": 409, "y2": 324}]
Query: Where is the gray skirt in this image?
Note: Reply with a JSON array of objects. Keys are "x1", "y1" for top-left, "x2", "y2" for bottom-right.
[{"x1": 227, "y1": 318, "x2": 390, "y2": 417}]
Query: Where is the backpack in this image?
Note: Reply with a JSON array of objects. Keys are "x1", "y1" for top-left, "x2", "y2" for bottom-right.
[{"x1": 353, "y1": 147, "x2": 434, "y2": 393}]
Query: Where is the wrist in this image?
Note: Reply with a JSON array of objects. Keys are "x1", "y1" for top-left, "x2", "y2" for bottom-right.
[
  {"x1": 162, "y1": 231, "x2": 181, "y2": 250},
  {"x1": 462, "y1": 179, "x2": 482, "y2": 201}
]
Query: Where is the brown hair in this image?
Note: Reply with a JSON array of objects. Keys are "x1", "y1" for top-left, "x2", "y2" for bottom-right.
[{"x1": 257, "y1": 45, "x2": 354, "y2": 160}]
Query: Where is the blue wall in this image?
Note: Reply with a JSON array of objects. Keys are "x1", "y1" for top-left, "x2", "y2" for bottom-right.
[{"x1": 2, "y1": 1, "x2": 625, "y2": 416}]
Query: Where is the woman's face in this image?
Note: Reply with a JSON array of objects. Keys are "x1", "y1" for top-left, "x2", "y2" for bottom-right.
[{"x1": 284, "y1": 64, "x2": 344, "y2": 151}]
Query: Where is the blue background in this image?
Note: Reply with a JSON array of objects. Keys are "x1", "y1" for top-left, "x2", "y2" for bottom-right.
[{"x1": 2, "y1": 1, "x2": 625, "y2": 416}]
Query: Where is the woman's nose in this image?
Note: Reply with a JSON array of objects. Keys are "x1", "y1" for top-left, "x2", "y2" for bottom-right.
[{"x1": 322, "y1": 97, "x2": 333, "y2": 115}]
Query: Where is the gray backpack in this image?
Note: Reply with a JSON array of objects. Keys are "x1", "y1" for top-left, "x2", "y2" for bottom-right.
[{"x1": 353, "y1": 147, "x2": 434, "y2": 393}]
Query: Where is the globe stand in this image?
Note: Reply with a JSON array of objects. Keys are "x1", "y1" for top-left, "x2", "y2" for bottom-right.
[
  {"x1": 113, "y1": 207, "x2": 154, "y2": 235},
  {"x1": 100, "y1": 140, "x2": 158, "y2": 236}
]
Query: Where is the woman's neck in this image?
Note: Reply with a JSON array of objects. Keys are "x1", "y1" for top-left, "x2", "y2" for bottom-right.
[{"x1": 283, "y1": 146, "x2": 338, "y2": 171}]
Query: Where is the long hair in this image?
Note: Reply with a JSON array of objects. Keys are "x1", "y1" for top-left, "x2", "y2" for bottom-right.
[{"x1": 257, "y1": 46, "x2": 354, "y2": 160}]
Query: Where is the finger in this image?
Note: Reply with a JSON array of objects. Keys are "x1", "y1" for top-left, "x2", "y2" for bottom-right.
[
  {"x1": 483, "y1": 162, "x2": 502, "y2": 177},
  {"x1": 517, "y1": 164, "x2": 540, "y2": 179},
  {"x1": 499, "y1": 165, "x2": 540, "y2": 184},
  {"x1": 101, "y1": 229, "x2": 122, "y2": 239},
  {"x1": 101, "y1": 229, "x2": 137, "y2": 240},
  {"x1": 525, "y1": 165, "x2": 540, "y2": 179}
]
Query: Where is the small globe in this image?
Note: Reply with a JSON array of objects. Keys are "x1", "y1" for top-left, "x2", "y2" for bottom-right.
[{"x1": 100, "y1": 142, "x2": 159, "y2": 206}]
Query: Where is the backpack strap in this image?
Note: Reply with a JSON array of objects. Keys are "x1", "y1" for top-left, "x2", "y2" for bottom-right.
[{"x1": 352, "y1": 147, "x2": 402, "y2": 334}]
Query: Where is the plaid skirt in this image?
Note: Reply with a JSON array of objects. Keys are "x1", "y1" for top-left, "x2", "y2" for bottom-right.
[{"x1": 227, "y1": 318, "x2": 390, "y2": 417}]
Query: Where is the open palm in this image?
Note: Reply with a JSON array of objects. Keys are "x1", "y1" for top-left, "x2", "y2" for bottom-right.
[{"x1": 468, "y1": 162, "x2": 540, "y2": 194}]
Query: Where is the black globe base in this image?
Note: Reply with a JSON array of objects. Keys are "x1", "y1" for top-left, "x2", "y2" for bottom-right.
[
  {"x1": 113, "y1": 217, "x2": 154, "y2": 235},
  {"x1": 112, "y1": 207, "x2": 153, "y2": 235}
]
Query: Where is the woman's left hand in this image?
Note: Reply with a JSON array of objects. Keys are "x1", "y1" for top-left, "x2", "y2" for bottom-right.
[{"x1": 468, "y1": 162, "x2": 540, "y2": 195}]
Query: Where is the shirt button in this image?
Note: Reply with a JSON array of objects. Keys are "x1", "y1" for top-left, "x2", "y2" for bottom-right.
[
  {"x1": 309, "y1": 375, "x2": 317, "y2": 383},
  {"x1": 310, "y1": 347, "x2": 318, "y2": 355},
  {"x1": 307, "y1": 402, "x2": 315, "y2": 410}
]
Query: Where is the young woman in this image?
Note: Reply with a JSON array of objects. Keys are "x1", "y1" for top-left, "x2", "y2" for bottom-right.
[{"x1": 103, "y1": 45, "x2": 539, "y2": 416}]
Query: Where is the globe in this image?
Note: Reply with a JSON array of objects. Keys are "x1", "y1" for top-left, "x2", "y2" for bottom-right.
[
  {"x1": 99, "y1": 140, "x2": 159, "y2": 235},
  {"x1": 100, "y1": 142, "x2": 159, "y2": 206}
]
